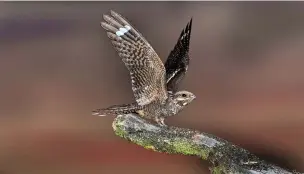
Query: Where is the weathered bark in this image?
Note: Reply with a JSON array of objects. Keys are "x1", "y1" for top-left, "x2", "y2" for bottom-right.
[{"x1": 112, "y1": 114, "x2": 301, "y2": 174}]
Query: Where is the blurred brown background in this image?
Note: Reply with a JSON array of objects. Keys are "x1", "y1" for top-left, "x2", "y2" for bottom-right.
[{"x1": 0, "y1": 2, "x2": 304, "y2": 174}]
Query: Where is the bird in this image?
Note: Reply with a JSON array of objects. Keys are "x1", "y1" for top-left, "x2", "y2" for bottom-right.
[{"x1": 92, "y1": 10, "x2": 196, "y2": 126}]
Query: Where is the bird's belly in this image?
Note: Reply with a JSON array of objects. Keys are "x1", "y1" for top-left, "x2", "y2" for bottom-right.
[{"x1": 141, "y1": 103, "x2": 163, "y2": 119}]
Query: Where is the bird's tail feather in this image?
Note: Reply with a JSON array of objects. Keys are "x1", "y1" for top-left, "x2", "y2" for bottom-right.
[{"x1": 92, "y1": 103, "x2": 140, "y2": 116}]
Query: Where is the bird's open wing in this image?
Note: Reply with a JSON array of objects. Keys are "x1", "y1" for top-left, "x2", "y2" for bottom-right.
[
  {"x1": 164, "y1": 19, "x2": 192, "y2": 93},
  {"x1": 101, "y1": 10, "x2": 168, "y2": 106}
]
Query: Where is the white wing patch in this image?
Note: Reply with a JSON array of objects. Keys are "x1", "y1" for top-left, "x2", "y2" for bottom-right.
[
  {"x1": 116, "y1": 25, "x2": 131, "y2": 36},
  {"x1": 166, "y1": 69, "x2": 179, "y2": 83}
]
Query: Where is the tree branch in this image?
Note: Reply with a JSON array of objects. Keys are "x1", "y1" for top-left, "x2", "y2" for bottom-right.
[{"x1": 112, "y1": 114, "x2": 301, "y2": 174}]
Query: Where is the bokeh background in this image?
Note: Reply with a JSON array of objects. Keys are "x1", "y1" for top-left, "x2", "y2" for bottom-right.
[{"x1": 0, "y1": 2, "x2": 304, "y2": 174}]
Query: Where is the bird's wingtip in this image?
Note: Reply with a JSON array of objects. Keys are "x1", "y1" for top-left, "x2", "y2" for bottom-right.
[
  {"x1": 189, "y1": 17, "x2": 193, "y2": 27},
  {"x1": 110, "y1": 10, "x2": 119, "y2": 16},
  {"x1": 92, "y1": 110, "x2": 107, "y2": 117}
]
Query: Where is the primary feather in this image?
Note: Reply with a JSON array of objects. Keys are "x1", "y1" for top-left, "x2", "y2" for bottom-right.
[
  {"x1": 165, "y1": 18, "x2": 192, "y2": 93},
  {"x1": 100, "y1": 10, "x2": 168, "y2": 106}
]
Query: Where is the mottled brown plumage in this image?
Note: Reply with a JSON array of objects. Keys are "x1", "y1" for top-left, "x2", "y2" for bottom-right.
[
  {"x1": 93, "y1": 10, "x2": 195, "y2": 126},
  {"x1": 100, "y1": 11, "x2": 168, "y2": 106}
]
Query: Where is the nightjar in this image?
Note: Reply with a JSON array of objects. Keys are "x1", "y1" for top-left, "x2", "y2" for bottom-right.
[{"x1": 92, "y1": 10, "x2": 195, "y2": 126}]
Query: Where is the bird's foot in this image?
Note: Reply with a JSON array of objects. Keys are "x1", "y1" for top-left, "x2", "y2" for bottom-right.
[{"x1": 155, "y1": 117, "x2": 167, "y2": 127}]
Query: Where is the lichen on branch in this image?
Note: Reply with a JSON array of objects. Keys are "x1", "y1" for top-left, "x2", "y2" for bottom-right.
[{"x1": 112, "y1": 114, "x2": 301, "y2": 174}]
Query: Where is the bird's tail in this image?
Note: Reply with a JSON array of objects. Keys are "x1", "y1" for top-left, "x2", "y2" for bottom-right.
[{"x1": 92, "y1": 103, "x2": 140, "y2": 116}]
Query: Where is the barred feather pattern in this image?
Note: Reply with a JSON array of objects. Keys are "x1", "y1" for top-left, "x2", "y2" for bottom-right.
[
  {"x1": 93, "y1": 103, "x2": 142, "y2": 116},
  {"x1": 100, "y1": 10, "x2": 168, "y2": 106}
]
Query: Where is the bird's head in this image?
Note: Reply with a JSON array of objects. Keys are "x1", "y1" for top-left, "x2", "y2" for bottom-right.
[{"x1": 172, "y1": 90, "x2": 196, "y2": 108}]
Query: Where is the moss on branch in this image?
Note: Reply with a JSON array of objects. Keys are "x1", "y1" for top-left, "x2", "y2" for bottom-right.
[{"x1": 112, "y1": 114, "x2": 301, "y2": 174}]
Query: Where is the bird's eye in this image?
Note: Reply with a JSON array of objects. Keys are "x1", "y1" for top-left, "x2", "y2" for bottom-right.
[{"x1": 182, "y1": 94, "x2": 187, "y2": 97}]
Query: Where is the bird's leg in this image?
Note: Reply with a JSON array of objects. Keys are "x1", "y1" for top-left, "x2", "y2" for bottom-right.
[{"x1": 155, "y1": 117, "x2": 167, "y2": 127}]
